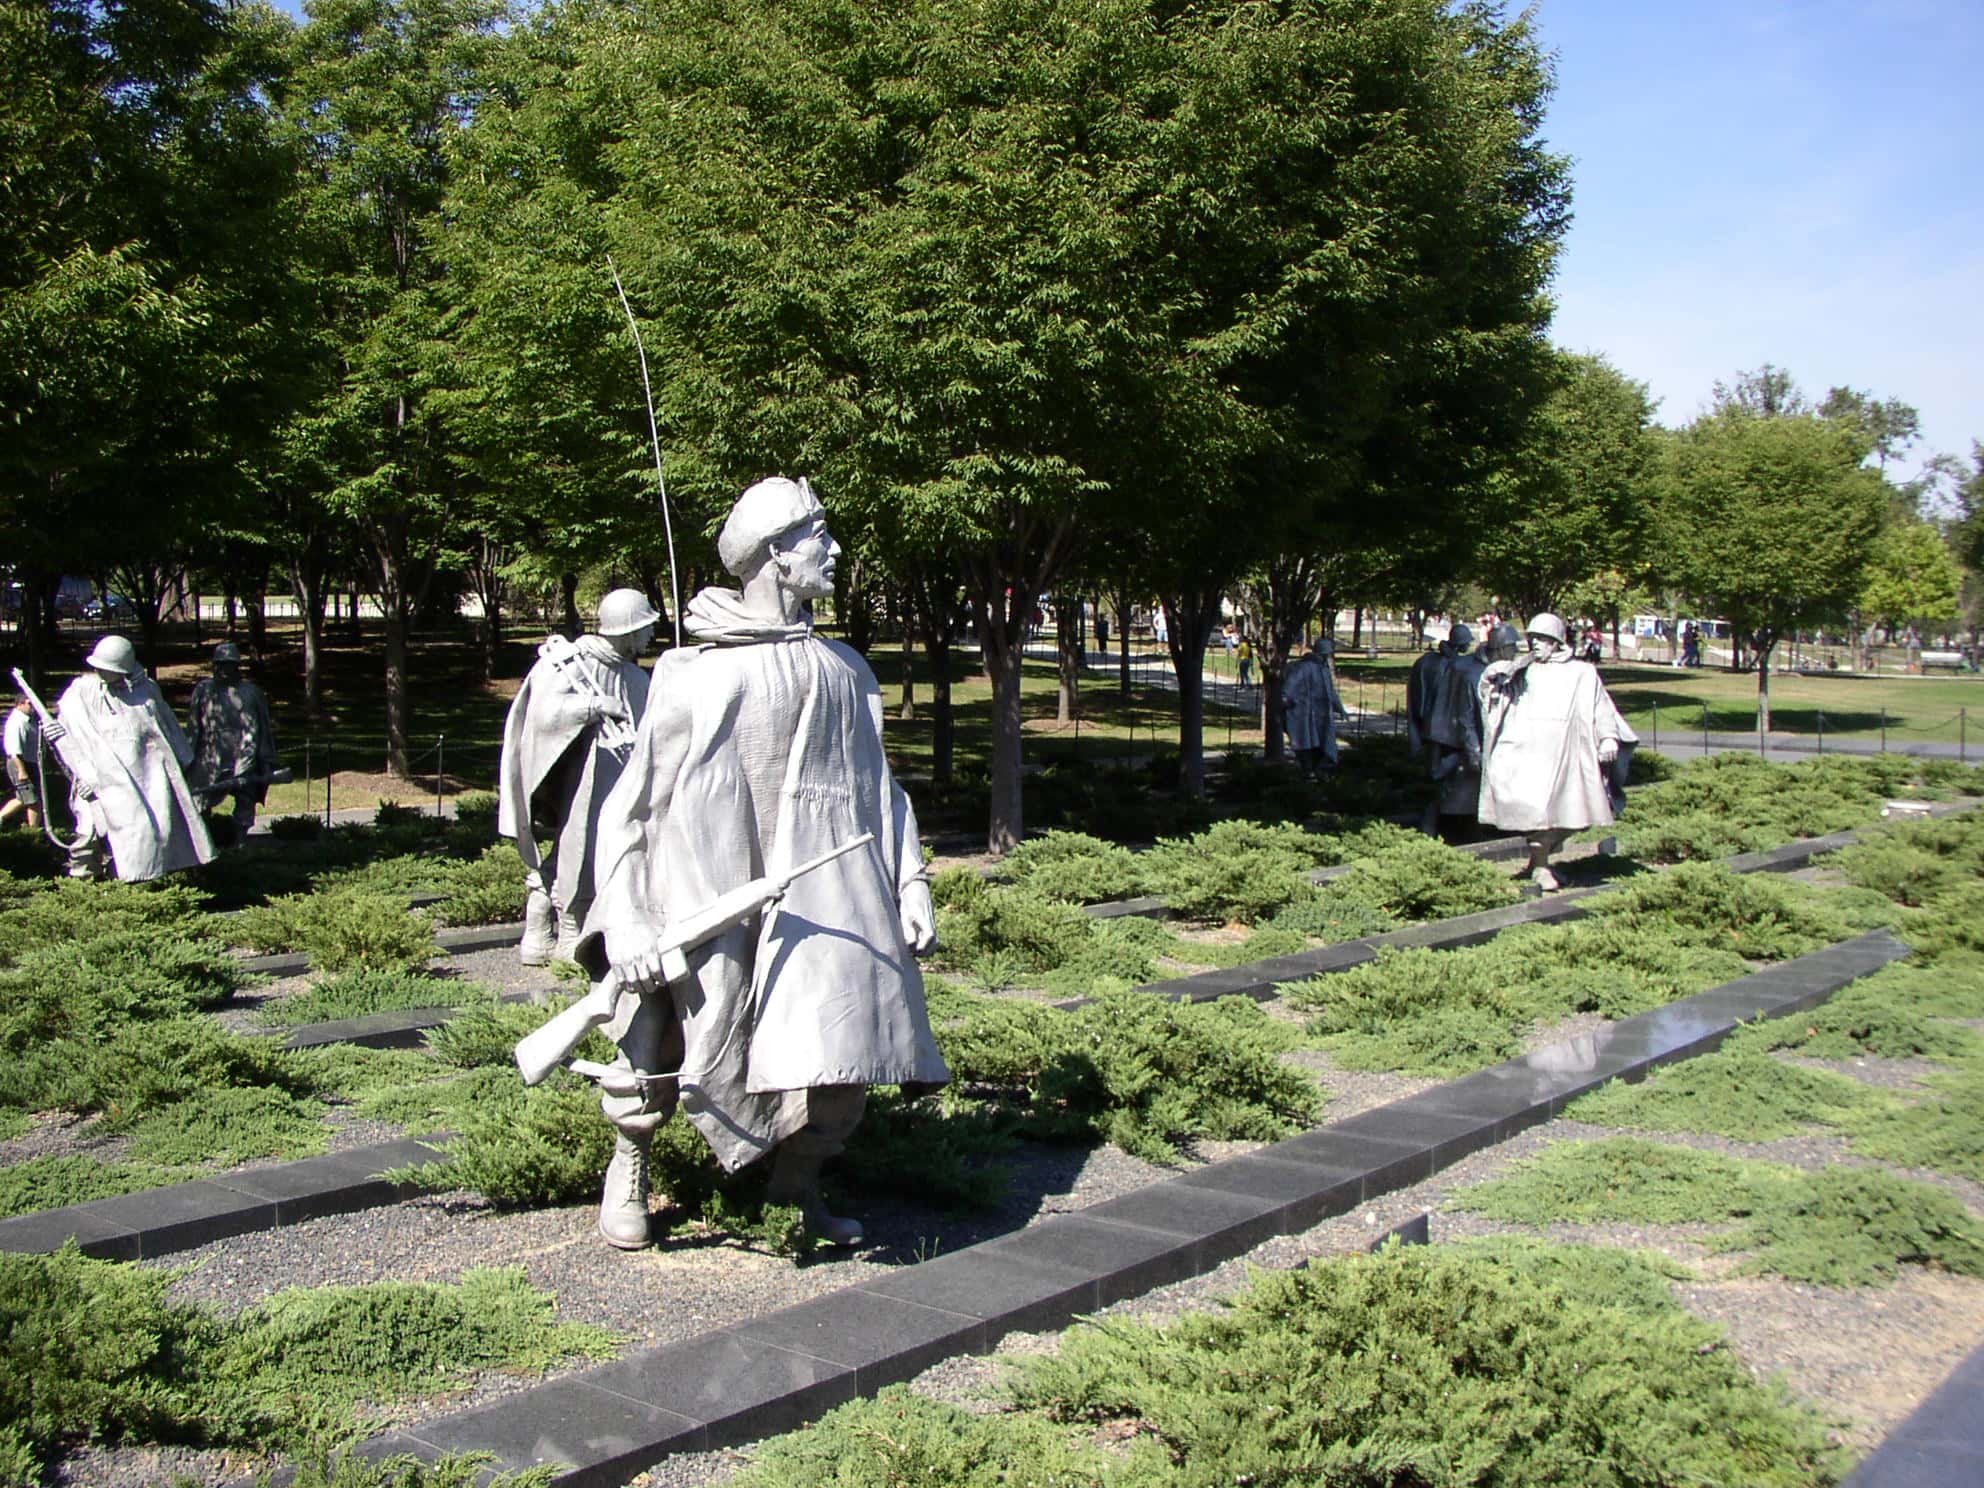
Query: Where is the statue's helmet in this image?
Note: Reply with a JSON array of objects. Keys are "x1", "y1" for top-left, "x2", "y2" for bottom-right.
[
  {"x1": 212, "y1": 641, "x2": 241, "y2": 665},
  {"x1": 597, "y1": 588, "x2": 660, "y2": 637},
  {"x1": 85, "y1": 634, "x2": 140, "y2": 676},
  {"x1": 1525, "y1": 612, "x2": 1569, "y2": 646},
  {"x1": 1448, "y1": 621, "x2": 1475, "y2": 651},
  {"x1": 1488, "y1": 623, "x2": 1523, "y2": 653},
  {"x1": 717, "y1": 476, "x2": 825, "y2": 577}
]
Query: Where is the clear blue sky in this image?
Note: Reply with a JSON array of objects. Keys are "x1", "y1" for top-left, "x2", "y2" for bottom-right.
[
  {"x1": 270, "y1": 0, "x2": 1980, "y2": 481},
  {"x1": 1533, "y1": 0, "x2": 1982, "y2": 482}
]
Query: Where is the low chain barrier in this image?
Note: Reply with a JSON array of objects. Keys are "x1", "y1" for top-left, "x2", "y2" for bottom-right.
[{"x1": 1641, "y1": 701, "x2": 1973, "y2": 764}]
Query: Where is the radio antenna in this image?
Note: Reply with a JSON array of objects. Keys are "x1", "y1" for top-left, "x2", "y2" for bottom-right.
[{"x1": 607, "y1": 256, "x2": 683, "y2": 649}]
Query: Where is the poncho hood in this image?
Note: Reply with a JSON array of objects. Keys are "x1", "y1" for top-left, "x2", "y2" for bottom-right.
[{"x1": 684, "y1": 587, "x2": 814, "y2": 645}]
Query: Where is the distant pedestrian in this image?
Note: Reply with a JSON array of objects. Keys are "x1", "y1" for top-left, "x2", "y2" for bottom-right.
[
  {"x1": 1237, "y1": 635, "x2": 1254, "y2": 687},
  {"x1": 2, "y1": 696, "x2": 43, "y2": 833}
]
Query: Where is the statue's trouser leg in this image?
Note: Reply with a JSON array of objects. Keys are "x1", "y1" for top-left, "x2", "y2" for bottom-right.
[
  {"x1": 555, "y1": 894, "x2": 589, "y2": 961},
  {"x1": 67, "y1": 800, "x2": 104, "y2": 879},
  {"x1": 519, "y1": 866, "x2": 556, "y2": 966},
  {"x1": 597, "y1": 992, "x2": 683, "y2": 1249},
  {"x1": 1525, "y1": 829, "x2": 1572, "y2": 890},
  {"x1": 766, "y1": 1085, "x2": 869, "y2": 1247},
  {"x1": 232, "y1": 789, "x2": 257, "y2": 843}
]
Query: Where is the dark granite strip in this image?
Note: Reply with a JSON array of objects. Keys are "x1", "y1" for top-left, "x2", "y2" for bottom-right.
[
  {"x1": 1843, "y1": 1338, "x2": 1984, "y2": 1487},
  {"x1": 371, "y1": 930, "x2": 1912, "y2": 1486},
  {"x1": 0, "y1": 1136, "x2": 448, "y2": 1260}
]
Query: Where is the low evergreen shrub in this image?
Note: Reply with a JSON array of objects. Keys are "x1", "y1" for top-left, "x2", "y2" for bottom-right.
[
  {"x1": 258, "y1": 969, "x2": 494, "y2": 1028},
  {"x1": 1842, "y1": 1055, "x2": 1984, "y2": 1181},
  {"x1": 1268, "y1": 894, "x2": 1400, "y2": 943},
  {"x1": 422, "y1": 845, "x2": 525, "y2": 926},
  {"x1": 997, "y1": 832, "x2": 1147, "y2": 904},
  {"x1": 0, "y1": 878, "x2": 210, "y2": 968},
  {"x1": 1324, "y1": 832, "x2": 1522, "y2": 921},
  {"x1": 0, "y1": 1245, "x2": 614, "y2": 1477},
  {"x1": 232, "y1": 886, "x2": 438, "y2": 973},
  {"x1": 1453, "y1": 1136, "x2": 1984, "y2": 1287},
  {"x1": 1724, "y1": 974, "x2": 1983, "y2": 1063},
  {"x1": 983, "y1": 1242, "x2": 1836, "y2": 1488},
  {"x1": 1142, "y1": 820, "x2": 1328, "y2": 924},
  {"x1": 272, "y1": 1452, "x2": 553, "y2": 1488},
  {"x1": 120, "y1": 1083, "x2": 329, "y2": 1167},
  {"x1": 1579, "y1": 859, "x2": 1878, "y2": 960},
  {"x1": 450, "y1": 791, "x2": 500, "y2": 839},
  {"x1": 1567, "y1": 1050, "x2": 1893, "y2": 1140},
  {"x1": 264, "y1": 813, "x2": 325, "y2": 840}
]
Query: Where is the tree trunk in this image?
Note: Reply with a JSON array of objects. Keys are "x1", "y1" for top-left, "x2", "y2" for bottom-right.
[
  {"x1": 896, "y1": 588, "x2": 916, "y2": 721},
  {"x1": 983, "y1": 631, "x2": 1025, "y2": 853},
  {"x1": 1351, "y1": 606, "x2": 1364, "y2": 649},
  {"x1": 559, "y1": 571, "x2": 581, "y2": 640},
  {"x1": 905, "y1": 574, "x2": 957, "y2": 786},
  {"x1": 375, "y1": 526, "x2": 413, "y2": 779},
  {"x1": 1054, "y1": 594, "x2": 1083, "y2": 724},
  {"x1": 1111, "y1": 577, "x2": 1133, "y2": 697},
  {"x1": 21, "y1": 568, "x2": 53, "y2": 694},
  {"x1": 1756, "y1": 626, "x2": 1776, "y2": 735},
  {"x1": 1162, "y1": 591, "x2": 1219, "y2": 799}
]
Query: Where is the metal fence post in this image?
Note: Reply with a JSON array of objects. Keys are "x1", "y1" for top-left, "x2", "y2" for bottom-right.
[
  {"x1": 1963, "y1": 708, "x2": 1968, "y2": 766},
  {"x1": 1701, "y1": 705, "x2": 1709, "y2": 756},
  {"x1": 324, "y1": 742, "x2": 333, "y2": 827},
  {"x1": 435, "y1": 735, "x2": 445, "y2": 821},
  {"x1": 1881, "y1": 707, "x2": 1888, "y2": 754},
  {"x1": 1650, "y1": 700, "x2": 1658, "y2": 753},
  {"x1": 303, "y1": 735, "x2": 311, "y2": 814},
  {"x1": 1817, "y1": 710, "x2": 1823, "y2": 755}
]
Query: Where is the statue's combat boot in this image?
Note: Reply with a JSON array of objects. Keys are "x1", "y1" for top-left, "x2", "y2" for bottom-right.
[
  {"x1": 519, "y1": 886, "x2": 556, "y2": 966},
  {"x1": 598, "y1": 1131, "x2": 653, "y2": 1249},
  {"x1": 766, "y1": 1142, "x2": 864, "y2": 1248}
]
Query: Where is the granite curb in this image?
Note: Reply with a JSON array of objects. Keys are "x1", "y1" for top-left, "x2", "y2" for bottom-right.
[
  {"x1": 363, "y1": 928, "x2": 1911, "y2": 1487},
  {"x1": 0, "y1": 1137, "x2": 450, "y2": 1260},
  {"x1": 1841, "y1": 1337, "x2": 1984, "y2": 1486}
]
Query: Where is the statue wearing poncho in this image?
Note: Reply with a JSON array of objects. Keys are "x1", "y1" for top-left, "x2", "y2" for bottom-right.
[
  {"x1": 577, "y1": 477, "x2": 946, "y2": 1251},
  {"x1": 54, "y1": 636, "x2": 213, "y2": 881},
  {"x1": 1477, "y1": 613, "x2": 1635, "y2": 888}
]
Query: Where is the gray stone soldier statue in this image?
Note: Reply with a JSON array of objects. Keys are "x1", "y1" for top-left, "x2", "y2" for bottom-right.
[
  {"x1": 1477, "y1": 612, "x2": 1636, "y2": 889},
  {"x1": 1282, "y1": 638, "x2": 1349, "y2": 775},
  {"x1": 499, "y1": 589, "x2": 657, "y2": 965},
  {"x1": 578, "y1": 476, "x2": 947, "y2": 1250},
  {"x1": 46, "y1": 635, "x2": 213, "y2": 880},
  {"x1": 187, "y1": 641, "x2": 278, "y2": 845}
]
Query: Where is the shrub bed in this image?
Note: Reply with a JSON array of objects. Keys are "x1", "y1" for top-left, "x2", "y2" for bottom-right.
[{"x1": 734, "y1": 1240, "x2": 1842, "y2": 1488}]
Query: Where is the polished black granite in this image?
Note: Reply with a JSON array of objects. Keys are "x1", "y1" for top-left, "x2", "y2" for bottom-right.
[
  {"x1": 0, "y1": 1135, "x2": 446, "y2": 1259},
  {"x1": 1842, "y1": 1339, "x2": 1984, "y2": 1487}
]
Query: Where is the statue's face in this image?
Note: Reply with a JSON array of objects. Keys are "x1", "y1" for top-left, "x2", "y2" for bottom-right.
[
  {"x1": 619, "y1": 623, "x2": 655, "y2": 657},
  {"x1": 1528, "y1": 635, "x2": 1559, "y2": 660},
  {"x1": 772, "y1": 517, "x2": 839, "y2": 602}
]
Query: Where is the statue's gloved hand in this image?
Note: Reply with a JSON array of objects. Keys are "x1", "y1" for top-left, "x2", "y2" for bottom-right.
[
  {"x1": 898, "y1": 879, "x2": 937, "y2": 955},
  {"x1": 75, "y1": 779, "x2": 96, "y2": 802},
  {"x1": 606, "y1": 925, "x2": 689, "y2": 994},
  {"x1": 593, "y1": 696, "x2": 630, "y2": 724},
  {"x1": 607, "y1": 927, "x2": 668, "y2": 994},
  {"x1": 1597, "y1": 737, "x2": 1619, "y2": 765}
]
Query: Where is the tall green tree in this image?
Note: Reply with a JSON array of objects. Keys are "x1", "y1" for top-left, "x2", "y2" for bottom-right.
[
  {"x1": 277, "y1": 0, "x2": 503, "y2": 776},
  {"x1": 1472, "y1": 351, "x2": 1661, "y2": 618},
  {"x1": 1665, "y1": 411, "x2": 1886, "y2": 730},
  {"x1": 1860, "y1": 519, "x2": 1963, "y2": 639}
]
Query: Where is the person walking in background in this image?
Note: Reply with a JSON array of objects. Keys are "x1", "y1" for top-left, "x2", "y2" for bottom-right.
[
  {"x1": 2, "y1": 695, "x2": 43, "y2": 833},
  {"x1": 1237, "y1": 634, "x2": 1254, "y2": 688}
]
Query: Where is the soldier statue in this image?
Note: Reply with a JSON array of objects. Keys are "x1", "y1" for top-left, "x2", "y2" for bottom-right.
[
  {"x1": 1477, "y1": 613, "x2": 1635, "y2": 890},
  {"x1": 187, "y1": 641, "x2": 279, "y2": 846},
  {"x1": 44, "y1": 636, "x2": 213, "y2": 881},
  {"x1": 573, "y1": 476, "x2": 946, "y2": 1250},
  {"x1": 499, "y1": 589, "x2": 658, "y2": 965}
]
